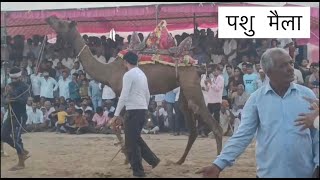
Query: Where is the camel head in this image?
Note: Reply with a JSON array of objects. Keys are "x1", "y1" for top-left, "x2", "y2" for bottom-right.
[{"x1": 45, "y1": 16, "x2": 78, "y2": 45}]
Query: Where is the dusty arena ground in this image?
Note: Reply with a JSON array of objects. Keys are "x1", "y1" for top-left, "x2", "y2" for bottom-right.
[{"x1": 1, "y1": 133, "x2": 256, "y2": 178}]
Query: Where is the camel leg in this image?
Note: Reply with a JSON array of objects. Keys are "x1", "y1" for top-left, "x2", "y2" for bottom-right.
[
  {"x1": 175, "y1": 90, "x2": 198, "y2": 165},
  {"x1": 178, "y1": 68, "x2": 223, "y2": 158}
]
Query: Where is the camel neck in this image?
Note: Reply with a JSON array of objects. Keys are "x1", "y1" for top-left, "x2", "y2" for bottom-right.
[{"x1": 69, "y1": 31, "x2": 124, "y2": 87}]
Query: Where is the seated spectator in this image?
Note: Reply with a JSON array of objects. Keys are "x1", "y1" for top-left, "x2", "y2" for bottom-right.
[
  {"x1": 142, "y1": 101, "x2": 160, "y2": 134},
  {"x1": 156, "y1": 101, "x2": 169, "y2": 132},
  {"x1": 59, "y1": 96, "x2": 67, "y2": 107},
  {"x1": 51, "y1": 105, "x2": 75, "y2": 133},
  {"x1": 77, "y1": 99, "x2": 93, "y2": 113},
  {"x1": 84, "y1": 110, "x2": 94, "y2": 128},
  {"x1": 219, "y1": 100, "x2": 234, "y2": 136},
  {"x1": 66, "y1": 109, "x2": 89, "y2": 134},
  {"x1": 26, "y1": 101, "x2": 46, "y2": 132},
  {"x1": 231, "y1": 84, "x2": 249, "y2": 112},
  {"x1": 26, "y1": 97, "x2": 33, "y2": 114},
  {"x1": 43, "y1": 101, "x2": 56, "y2": 128},
  {"x1": 103, "y1": 99, "x2": 115, "y2": 117},
  {"x1": 92, "y1": 107, "x2": 112, "y2": 134}
]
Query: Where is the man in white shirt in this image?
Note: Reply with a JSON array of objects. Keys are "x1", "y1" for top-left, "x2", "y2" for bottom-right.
[
  {"x1": 93, "y1": 49, "x2": 107, "y2": 64},
  {"x1": 99, "y1": 83, "x2": 116, "y2": 106},
  {"x1": 294, "y1": 68, "x2": 304, "y2": 85},
  {"x1": 70, "y1": 61, "x2": 82, "y2": 76},
  {"x1": 58, "y1": 70, "x2": 71, "y2": 99},
  {"x1": 40, "y1": 72, "x2": 58, "y2": 102},
  {"x1": 223, "y1": 39, "x2": 237, "y2": 64},
  {"x1": 30, "y1": 67, "x2": 41, "y2": 102},
  {"x1": 110, "y1": 51, "x2": 160, "y2": 177},
  {"x1": 277, "y1": 38, "x2": 293, "y2": 52},
  {"x1": 26, "y1": 97, "x2": 33, "y2": 115},
  {"x1": 26, "y1": 101, "x2": 45, "y2": 132},
  {"x1": 61, "y1": 55, "x2": 74, "y2": 70}
]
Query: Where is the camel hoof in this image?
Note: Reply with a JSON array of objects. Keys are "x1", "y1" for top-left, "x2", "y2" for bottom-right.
[{"x1": 175, "y1": 160, "x2": 184, "y2": 165}]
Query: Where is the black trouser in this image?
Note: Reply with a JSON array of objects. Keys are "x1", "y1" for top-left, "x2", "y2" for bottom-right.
[
  {"x1": 173, "y1": 101, "x2": 182, "y2": 133},
  {"x1": 125, "y1": 110, "x2": 159, "y2": 174},
  {"x1": 1, "y1": 111, "x2": 24, "y2": 155},
  {"x1": 207, "y1": 103, "x2": 221, "y2": 123}
]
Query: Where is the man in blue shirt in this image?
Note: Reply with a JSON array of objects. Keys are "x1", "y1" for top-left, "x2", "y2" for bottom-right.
[
  {"x1": 88, "y1": 79, "x2": 102, "y2": 112},
  {"x1": 243, "y1": 63, "x2": 258, "y2": 95},
  {"x1": 164, "y1": 91, "x2": 176, "y2": 134},
  {"x1": 197, "y1": 48, "x2": 319, "y2": 178}
]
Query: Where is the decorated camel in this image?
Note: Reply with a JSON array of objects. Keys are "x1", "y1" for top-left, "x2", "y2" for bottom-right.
[{"x1": 45, "y1": 16, "x2": 223, "y2": 165}]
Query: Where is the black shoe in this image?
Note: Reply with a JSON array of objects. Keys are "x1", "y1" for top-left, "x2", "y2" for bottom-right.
[
  {"x1": 133, "y1": 171, "x2": 146, "y2": 177},
  {"x1": 152, "y1": 158, "x2": 161, "y2": 169}
]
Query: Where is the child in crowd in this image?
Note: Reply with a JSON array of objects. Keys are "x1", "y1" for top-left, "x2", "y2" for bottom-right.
[{"x1": 51, "y1": 105, "x2": 75, "y2": 133}]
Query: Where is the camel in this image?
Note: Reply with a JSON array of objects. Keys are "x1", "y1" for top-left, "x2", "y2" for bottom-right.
[{"x1": 45, "y1": 16, "x2": 223, "y2": 165}]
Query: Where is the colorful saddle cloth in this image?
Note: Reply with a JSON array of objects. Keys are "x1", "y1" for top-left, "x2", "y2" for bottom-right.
[{"x1": 117, "y1": 20, "x2": 198, "y2": 67}]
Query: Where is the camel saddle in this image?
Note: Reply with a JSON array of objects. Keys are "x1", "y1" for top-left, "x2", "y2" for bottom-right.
[{"x1": 117, "y1": 20, "x2": 198, "y2": 67}]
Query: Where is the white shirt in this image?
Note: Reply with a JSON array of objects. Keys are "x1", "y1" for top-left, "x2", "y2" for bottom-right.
[
  {"x1": 76, "y1": 106, "x2": 93, "y2": 112},
  {"x1": 58, "y1": 78, "x2": 71, "y2": 99},
  {"x1": 277, "y1": 38, "x2": 293, "y2": 52},
  {"x1": 26, "y1": 105, "x2": 33, "y2": 115},
  {"x1": 49, "y1": 58, "x2": 60, "y2": 68},
  {"x1": 30, "y1": 74, "x2": 41, "y2": 96},
  {"x1": 172, "y1": 87, "x2": 180, "y2": 102},
  {"x1": 62, "y1": 58, "x2": 74, "y2": 69},
  {"x1": 223, "y1": 39, "x2": 237, "y2": 63},
  {"x1": 103, "y1": 106, "x2": 115, "y2": 117},
  {"x1": 40, "y1": 77, "x2": 58, "y2": 98},
  {"x1": 26, "y1": 109, "x2": 44, "y2": 125},
  {"x1": 94, "y1": 55, "x2": 107, "y2": 64},
  {"x1": 108, "y1": 57, "x2": 116, "y2": 64},
  {"x1": 115, "y1": 67, "x2": 150, "y2": 116},
  {"x1": 293, "y1": 68, "x2": 304, "y2": 84},
  {"x1": 99, "y1": 83, "x2": 116, "y2": 100}
]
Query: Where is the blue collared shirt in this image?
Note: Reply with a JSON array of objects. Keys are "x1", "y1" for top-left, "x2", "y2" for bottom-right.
[
  {"x1": 213, "y1": 83, "x2": 319, "y2": 178},
  {"x1": 88, "y1": 80, "x2": 102, "y2": 99},
  {"x1": 164, "y1": 91, "x2": 176, "y2": 104}
]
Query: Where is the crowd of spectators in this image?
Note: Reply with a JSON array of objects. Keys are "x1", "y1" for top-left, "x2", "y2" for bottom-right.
[{"x1": 1, "y1": 28, "x2": 319, "y2": 137}]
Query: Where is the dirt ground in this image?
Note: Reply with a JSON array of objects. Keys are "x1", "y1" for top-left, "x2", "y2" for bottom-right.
[{"x1": 1, "y1": 133, "x2": 256, "y2": 178}]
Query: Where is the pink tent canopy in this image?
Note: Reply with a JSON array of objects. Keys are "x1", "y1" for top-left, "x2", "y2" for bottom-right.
[{"x1": 1, "y1": 3, "x2": 319, "y2": 46}]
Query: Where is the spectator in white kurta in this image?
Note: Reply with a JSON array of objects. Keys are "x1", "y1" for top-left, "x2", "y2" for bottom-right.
[
  {"x1": 293, "y1": 67, "x2": 304, "y2": 85},
  {"x1": 93, "y1": 49, "x2": 107, "y2": 64},
  {"x1": 256, "y1": 69, "x2": 269, "y2": 89},
  {"x1": 57, "y1": 70, "x2": 71, "y2": 100},
  {"x1": 40, "y1": 71, "x2": 58, "y2": 102},
  {"x1": 61, "y1": 55, "x2": 74, "y2": 70},
  {"x1": 26, "y1": 97, "x2": 33, "y2": 115},
  {"x1": 223, "y1": 39, "x2": 237, "y2": 64},
  {"x1": 99, "y1": 83, "x2": 116, "y2": 106},
  {"x1": 70, "y1": 61, "x2": 82, "y2": 76},
  {"x1": 30, "y1": 67, "x2": 41, "y2": 102},
  {"x1": 26, "y1": 101, "x2": 46, "y2": 132}
]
